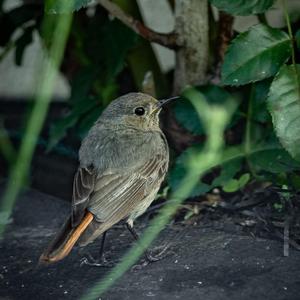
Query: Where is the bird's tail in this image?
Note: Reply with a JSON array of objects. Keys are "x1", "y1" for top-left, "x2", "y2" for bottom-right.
[{"x1": 39, "y1": 211, "x2": 94, "y2": 265}]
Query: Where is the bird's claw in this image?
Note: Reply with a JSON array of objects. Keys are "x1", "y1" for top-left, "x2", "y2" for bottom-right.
[{"x1": 80, "y1": 256, "x2": 114, "y2": 268}]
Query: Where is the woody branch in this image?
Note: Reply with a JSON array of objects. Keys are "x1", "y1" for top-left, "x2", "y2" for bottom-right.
[{"x1": 97, "y1": 0, "x2": 180, "y2": 49}]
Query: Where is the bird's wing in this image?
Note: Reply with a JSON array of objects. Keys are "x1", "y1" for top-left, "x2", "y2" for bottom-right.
[
  {"x1": 88, "y1": 153, "x2": 168, "y2": 225},
  {"x1": 71, "y1": 166, "x2": 96, "y2": 227}
]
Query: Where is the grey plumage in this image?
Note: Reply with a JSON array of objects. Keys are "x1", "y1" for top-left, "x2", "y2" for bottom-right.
[{"x1": 40, "y1": 92, "x2": 170, "y2": 263}]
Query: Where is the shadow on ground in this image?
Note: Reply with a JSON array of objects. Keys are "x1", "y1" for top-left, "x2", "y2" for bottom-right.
[{"x1": 1, "y1": 188, "x2": 300, "y2": 300}]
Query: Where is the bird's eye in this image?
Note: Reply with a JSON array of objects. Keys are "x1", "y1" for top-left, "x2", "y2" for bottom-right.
[{"x1": 134, "y1": 107, "x2": 145, "y2": 116}]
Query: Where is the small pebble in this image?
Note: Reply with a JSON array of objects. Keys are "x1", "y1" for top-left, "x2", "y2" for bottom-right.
[{"x1": 64, "y1": 290, "x2": 68, "y2": 294}]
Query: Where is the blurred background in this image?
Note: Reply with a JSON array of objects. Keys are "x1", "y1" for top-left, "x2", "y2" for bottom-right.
[{"x1": 0, "y1": 0, "x2": 300, "y2": 203}]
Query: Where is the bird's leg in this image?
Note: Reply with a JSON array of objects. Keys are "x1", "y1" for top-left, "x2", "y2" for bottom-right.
[
  {"x1": 126, "y1": 223, "x2": 161, "y2": 263},
  {"x1": 98, "y1": 230, "x2": 107, "y2": 260},
  {"x1": 80, "y1": 231, "x2": 114, "y2": 267}
]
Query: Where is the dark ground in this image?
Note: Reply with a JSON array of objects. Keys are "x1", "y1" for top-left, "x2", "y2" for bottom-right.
[{"x1": 1, "y1": 188, "x2": 300, "y2": 300}]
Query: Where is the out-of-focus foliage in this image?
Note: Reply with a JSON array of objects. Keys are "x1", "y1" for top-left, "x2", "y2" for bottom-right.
[
  {"x1": 1, "y1": 0, "x2": 300, "y2": 201},
  {"x1": 1, "y1": 0, "x2": 300, "y2": 297},
  {"x1": 45, "y1": 0, "x2": 92, "y2": 13},
  {"x1": 210, "y1": 0, "x2": 275, "y2": 16},
  {"x1": 169, "y1": 0, "x2": 300, "y2": 195},
  {"x1": 174, "y1": 85, "x2": 232, "y2": 135}
]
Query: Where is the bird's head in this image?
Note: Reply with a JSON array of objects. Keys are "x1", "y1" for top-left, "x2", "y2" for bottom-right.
[{"x1": 99, "y1": 92, "x2": 179, "y2": 131}]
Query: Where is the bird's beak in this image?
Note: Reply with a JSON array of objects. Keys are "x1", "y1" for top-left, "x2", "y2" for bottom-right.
[
  {"x1": 151, "y1": 96, "x2": 180, "y2": 115},
  {"x1": 157, "y1": 96, "x2": 180, "y2": 108}
]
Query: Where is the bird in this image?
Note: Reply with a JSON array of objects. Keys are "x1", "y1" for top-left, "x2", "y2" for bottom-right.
[{"x1": 39, "y1": 92, "x2": 179, "y2": 265}]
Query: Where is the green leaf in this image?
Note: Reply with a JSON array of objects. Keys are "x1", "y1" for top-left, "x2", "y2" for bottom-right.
[
  {"x1": 222, "y1": 179, "x2": 240, "y2": 193},
  {"x1": 169, "y1": 142, "x2": 300, "y2": 196},
  {"x1": 174, "y1": 85, "x2": 232, "y2": 135},
  {"x1": 45, "y1": 0, "x2": 92, "y2": 13},
  {"x1": 267, "y1": 64, "x2": 300, "y2": 161},
  {"x1": 101, "y1": 20, "x2": 138, "y2": 81},
  {"x1": 168, "y1": 145, "x2": 211, "y2": 197},
  {"x1": 238, "y1": 173, "x2": 250, "y2": 187},
  {"x1": 212, "y1": 158, "x2": 242, "y2": 186},
  {"x1": 0, "y1": 5, "x2": 39, "y2": 46},
  {"x1": 47, "y1": 97, "x2": 99, "y2": 150},
  {"x1": 296, "y1": 29, "x2": 300, "y2": 50},
  {"x1": 249, "y1": 147, "x2": 300, "y2": 173},
  {"x1": 15, "y1": 26, "x2": 34, "y2": 66},
  {"x1": 169, "y1": 145, "x2": 243, "y2": 197},
  {"x1": 210, "y1": 0, "x2": 275, "y2": 16},
  {"x1": 252, "y1": 79, "x2": 272, "y2": 123},
  {"x1": 222, "y1": 173, "x2": 250, "y2": 193},
  {"x1": 173, "y1": 98, "x2": 204, "y2": 135},
  {"x1": 222, "y1": 24, "x2": 291, "y2": 86},
  {"x1": 69, "y1": 68, "x2": 96, "y2": 104}
]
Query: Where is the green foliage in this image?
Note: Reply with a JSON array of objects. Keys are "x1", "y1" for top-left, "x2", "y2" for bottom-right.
[
  {"x1": 267, "y1": 65, "x2": 300, "y2": 161},
  {"x1": 296, "y1": 30, "x2": 300, "y2": 50},
  {"x1": 45, "y1": 0, "x2": 92, "y2": 13},
  {"x1": 209, "y1": 0, "x2": 275, "y2": 16},
  {"x1": 15, "y1": 25, "x2": 34, "y2": 66},
  {"x1": 221, "y1": 24, "x2": 291, "y2": 86},
  {"x1": 0, "y1": 4, "x2": 41, "y2": 47},
  {"x1": 0, "y1": 4, "x2": 73, "y2": 236},
  {"x1": 249, "y1": 146, "x2": 300, "y2": 173},
  {"x1": 222, "y1": 173, "x2": 250, "y2": 193},
  {"x1": 48, "y1": 19, "x2": 138, "y2": 149},
  {"x1": 169, "y1": 139, "x2": 300, "y2": 196},
  {"x1": 169, "y1": 132, "x2": 245, "y2": 197},
  {"x1": 218, "y1": 1, "x2": 300, "y2": 191},
  {"x1": 174, "y1": 85, "x2": 231, "y2": 135},
  {"x1": 1, "y1": 0, "x2": 299, "y2": 198}
]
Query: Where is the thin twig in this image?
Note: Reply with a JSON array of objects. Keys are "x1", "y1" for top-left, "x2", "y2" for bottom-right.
[
  {"x1": 281, "y1": 0, "x2": 295, "y2": 66},
  {"x1": 284, "y1": 216, "x2": 290, "y2": 257},
  {"x1": 210, "y1": 11, "x2": 234, "y2": 82},
  {"x1": 97, "y1": 0, "x2": 179, "y2": 49}
]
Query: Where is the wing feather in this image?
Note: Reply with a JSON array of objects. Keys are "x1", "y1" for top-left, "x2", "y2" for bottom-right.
[
  {"x1": 71, "y1": 166, "x2": 96, "y2": 226},
  {"x1": 88, "y1": 154, "x2": 167, "y2": 224}
]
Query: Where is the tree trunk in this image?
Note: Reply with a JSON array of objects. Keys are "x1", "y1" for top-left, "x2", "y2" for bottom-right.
[{"x1": 174, "y1": 0, "x2": 209, "y2": 93}]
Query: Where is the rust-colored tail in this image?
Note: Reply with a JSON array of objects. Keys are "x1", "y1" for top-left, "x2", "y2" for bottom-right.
[{"x1": 39, "y1": 211, "x2": 93, "y2": 264}]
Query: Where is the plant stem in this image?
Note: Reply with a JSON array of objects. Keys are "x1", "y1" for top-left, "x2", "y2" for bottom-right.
[
  {"x1": 282, "y1": 0, "x2": 296, "y2": 66},
  {"x1": 282, "y1": 0, "x2": 300, "y2": 98},
  {"x1": 257, "y1": 13, "x2": 267, "y2": 25},
  {"x1": 244, "y1": 85, "x2": 258, "y2": 179},
  {"x1": 0, "y1": 10, "x2": 73, "y2": 236}
]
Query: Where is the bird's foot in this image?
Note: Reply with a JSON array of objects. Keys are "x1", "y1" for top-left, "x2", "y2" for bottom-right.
[
  {"x1": 145, "y1": 245, "x2": 175, "y2": 263},
  {"x1": 80, "y1": 254, "x2": 114, "y2": 268},
  {"x1": 131, "y1": 247, "x2": 175, "y2": 271}
]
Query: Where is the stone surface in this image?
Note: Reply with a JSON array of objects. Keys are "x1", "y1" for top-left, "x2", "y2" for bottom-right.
[{"x1": 0, "y1": 188, "x2": 300, "y2": 300}]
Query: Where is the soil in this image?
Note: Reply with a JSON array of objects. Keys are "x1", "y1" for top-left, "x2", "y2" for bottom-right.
[{"x1": 1, "y1": 188, "x2": 300, "y2": 300}]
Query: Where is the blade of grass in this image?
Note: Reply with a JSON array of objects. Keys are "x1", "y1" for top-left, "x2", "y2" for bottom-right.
[
  {"x1": 0, "y1": 4, "x2": 73, "y2": 235},
  {"x1": 80, "y1": 88, "x2": 234, "y2": 300}
]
